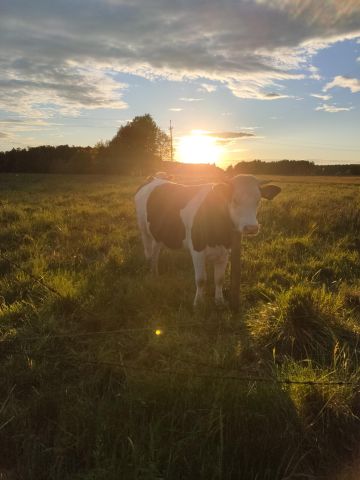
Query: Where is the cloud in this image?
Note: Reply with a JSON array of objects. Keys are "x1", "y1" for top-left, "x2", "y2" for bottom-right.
[
  {"x1": 264, "y1": 92, "x2": 290, "y2": 100},
  {"x1": 199, "y1": 83, "x2": 217, "y2": 93},
  {"x1": 179, "y1": 97, "x2": 202, "y2": 102},
  {"x1": 0, "y1": 0, "x2": 360, "y2": 118},
  {"x1": 315, "y1": 103, "x2": 354, "y2": 112},
  {"x1": 0, "y1": 118, "x2": 61, "y2": 136},
  {"x1": 0, "y1": 60, "x2": 128, "y2": 117},
  {"x1": 310, "y1": 93, "x2": 332, "y2": 100},
  {"x1": 169, "y1": 107, "x2": 182, "y2": 112},
  {"x1": 207, "y1": 131, "x2": 255, "y2": 139},
  {"x1": 205, "y1": 130, "x2": 256, "y2": 146},
  {"x1": 226, "y1": 77, "x2": 297, "y2": 100},
  {"x1": 309, "y1": 65, "x2": 321, "y2": 80},
  {"x1": 323, "y1": 75, "x2": 360, "y2": 93},
  {"x1": 0, "y1": 117, "x2": 71, "y2": 149},
  {"x1": 0, "y1": 117, "x2": 58, "y2": 126}
]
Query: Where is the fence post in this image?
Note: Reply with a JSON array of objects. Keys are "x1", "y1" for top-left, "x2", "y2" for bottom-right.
[{"x1": 230, "y1": 231, "x2": 242, "y2": 313}]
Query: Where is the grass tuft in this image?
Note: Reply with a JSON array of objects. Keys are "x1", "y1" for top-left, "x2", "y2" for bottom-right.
[{"x1": 248, "y1": 285, "x2": 354, "y2": 362}]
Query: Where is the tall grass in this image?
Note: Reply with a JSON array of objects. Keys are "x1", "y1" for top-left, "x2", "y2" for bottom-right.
[{"x1": 0, "y1": 173, "x2": 359, "y2": 479}]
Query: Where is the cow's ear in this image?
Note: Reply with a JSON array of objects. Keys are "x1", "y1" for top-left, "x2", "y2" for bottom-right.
[
  {"x1": 213, "y1": 182, "x2": 233, "y2": 200},
  {"x1": 260, "y1": 185, "x2": 281, "y2": 200}
]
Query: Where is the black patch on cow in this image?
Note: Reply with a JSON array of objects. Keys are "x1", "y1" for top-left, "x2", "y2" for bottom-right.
[
  {"x1": 147, "y1": 183, "x2": 203, "y2": 249},
  {"x1": 191, "y1": 184, "x2": 234, "y2": 252}
]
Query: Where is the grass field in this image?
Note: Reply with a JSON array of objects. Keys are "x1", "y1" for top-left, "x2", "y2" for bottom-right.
[{"x1": 0, "y1": 173, "x2": 360, "y2": 480}]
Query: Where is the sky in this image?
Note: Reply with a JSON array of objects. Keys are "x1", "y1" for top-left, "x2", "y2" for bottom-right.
[{"x1": 0, "y1": 0, "x2": 360, "y2": 167}]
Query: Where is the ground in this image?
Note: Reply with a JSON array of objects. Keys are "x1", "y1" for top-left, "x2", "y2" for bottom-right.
[{"x1": 0, "y1": 173, "x2": 359, "y2": 479}]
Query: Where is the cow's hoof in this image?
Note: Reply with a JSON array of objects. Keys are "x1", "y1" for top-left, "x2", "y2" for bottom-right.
[
  {"x1": 215, "y1": 298, "x2": 228, "y2": 310},
  {"x1": 193, "y1": 300, "x2": 204, "y2": 309},
  {"x1": 193, "y1": 296, "x2": 206, "y2": 309}
]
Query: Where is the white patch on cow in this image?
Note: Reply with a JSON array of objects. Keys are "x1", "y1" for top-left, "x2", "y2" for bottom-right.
[
  {"x1": 134, "y1": 177, "x2": 169, "y2": 267},
  {"x1": 180, "y1": 184, "x2": 212, "y2": 249}
]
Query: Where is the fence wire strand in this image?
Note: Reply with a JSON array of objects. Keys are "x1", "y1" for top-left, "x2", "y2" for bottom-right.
[{"x1": 1, "y1": 346, "x2": 358, "y2": 388}]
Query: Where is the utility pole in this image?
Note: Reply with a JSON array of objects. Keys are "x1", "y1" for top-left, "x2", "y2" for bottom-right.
[{"x1": 169, "y1": 120, "x2": 174, "y2": 162}]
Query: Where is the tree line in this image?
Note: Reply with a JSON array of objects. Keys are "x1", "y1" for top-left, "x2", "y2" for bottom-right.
[
  {"x1": 227, "y1": 160, "x2": 360, "y2": 176},
  {"x1": 0, "y1": 114, "x2": 170, "y2": 175},
  {"x1": 0, "y1": 114, "x2": 358, "y2": 176}
]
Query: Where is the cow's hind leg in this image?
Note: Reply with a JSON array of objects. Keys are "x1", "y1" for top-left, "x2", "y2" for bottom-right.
[
  {"x1": 150, "y1": 241, "x2": 162, "y2": 276},
  {"x1": 140, "y1": 228, "x2": 153, "y2": 261},
  {"x1": 213, "y1": 251, "x2": 229, "y2": 306},
  {"x1": 191, "y1": 250, "x2": 207, "y2": 306},
  {"x1": 139, "y1": 229, "x2": 161, "y2": 275}
]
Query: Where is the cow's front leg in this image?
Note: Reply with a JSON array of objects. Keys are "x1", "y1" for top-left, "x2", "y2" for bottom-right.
[
  {"x1": 214, "y1": 251, "x2": 229, "y2": 306},
  {"x1": 191, "y1": 250, "x2": 207, "y2": 306}
]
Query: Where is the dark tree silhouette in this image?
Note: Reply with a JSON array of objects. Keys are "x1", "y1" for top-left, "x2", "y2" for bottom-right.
[{"x1": 106, "y1": 114, "x2": 171, "y2": 174}]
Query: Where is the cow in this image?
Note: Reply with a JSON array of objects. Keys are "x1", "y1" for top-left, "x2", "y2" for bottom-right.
[{"x1": 135, "y1": 173, "x2": 281, "y2": 306}]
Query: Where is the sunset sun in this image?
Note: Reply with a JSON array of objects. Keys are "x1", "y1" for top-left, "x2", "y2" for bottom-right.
[{"x1": 177, "y1": 131, "x2": 224, "y2": 164}]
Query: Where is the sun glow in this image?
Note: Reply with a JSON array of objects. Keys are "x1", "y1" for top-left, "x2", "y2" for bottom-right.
[{"x1": 177, "y1": 130, "x2": 224, "y2": 164}]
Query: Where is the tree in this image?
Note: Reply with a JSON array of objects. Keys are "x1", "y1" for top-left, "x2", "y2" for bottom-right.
[{"x1": 106, "y1": 114, "x2": 171, "y2": 174}]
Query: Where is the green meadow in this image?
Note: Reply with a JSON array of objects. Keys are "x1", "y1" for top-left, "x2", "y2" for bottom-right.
[{"x1": 0, "y1": 173, "x2": 360, "y2": 479}]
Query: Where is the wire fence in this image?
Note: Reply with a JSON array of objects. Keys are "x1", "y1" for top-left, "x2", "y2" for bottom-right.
[
  {"x1": 1, "y1": 345, "x2": 358, "y2": 387},
  {"x1": 2, "y1": 340, "x2": 359, "y2": 389},
  {"x1": 76, "y1": 359, "x2": 359, "y2": 387},
  {"x1": 1, "y1": 250, "x2": 360, "y2": 389}
]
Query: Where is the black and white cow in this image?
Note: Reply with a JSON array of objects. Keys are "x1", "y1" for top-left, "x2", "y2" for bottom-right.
[{"x1": 135, "y1": 173, "x2": 281, "y2": 306}]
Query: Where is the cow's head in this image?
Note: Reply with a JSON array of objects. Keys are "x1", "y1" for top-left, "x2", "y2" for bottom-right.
[{"x1": 224, "y1": 175, "x2": 281, "y2": 235}]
